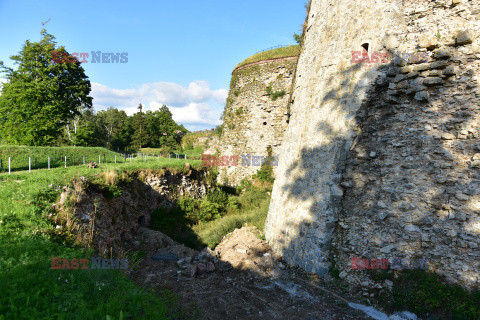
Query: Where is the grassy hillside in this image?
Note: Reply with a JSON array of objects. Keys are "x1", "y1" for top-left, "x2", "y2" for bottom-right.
[
  {"x1": 0, "y1": 159, "x2": 200, "y2": 319},
  {"x1": 180, "y1": 131, "x2": 219, "y2": 158},
  {"x1": 234, "y1": 45, "x2": 300, "y2": 70},
  {"x1": 0, "y1": 146, "x2": 125, "y2": 172}
]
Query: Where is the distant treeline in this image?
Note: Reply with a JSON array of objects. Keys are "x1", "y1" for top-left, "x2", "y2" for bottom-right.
[{"x1": 60, "y1": 104, "x2": 188, "y2": 152}]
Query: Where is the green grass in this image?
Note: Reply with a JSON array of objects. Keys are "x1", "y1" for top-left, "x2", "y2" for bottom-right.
[
  {"x1": 150, "y1": 180, "x2": 272, "y2": 249},
  {"x1": 0, "y1": 145, "x2": 126, "y2": 173},
  {"x1": 0, "y1": 159, "x2": 201, "y2": 319},
  {"x1": 194, "y1": 181, "x2": 271, "y2": 248},
  {"x1": 391, "y1": 269, "x2": 480, "y2": 320},
  {"x1": 234, "y1": 45, "x2": 300, "y2": 70},
  {"x1": 180, "y1": 131, "x2": 219, "y2": 158}
]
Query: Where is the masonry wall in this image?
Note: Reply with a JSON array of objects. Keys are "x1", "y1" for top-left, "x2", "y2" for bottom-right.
[
  {"x1": 217, "y1": 58, "x2": 297, "y2": 186},
  {"x1": 265, "y1": 0, "x2": 480, "y2": 290}
]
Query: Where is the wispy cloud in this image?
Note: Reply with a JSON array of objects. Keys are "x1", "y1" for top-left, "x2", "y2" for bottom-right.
[
  {"x1": 0, "y1": 78, "x2": 7, "y2": 95},
  {"x1": 90, "y1": 80, "x2": 227, "y2": 130}
]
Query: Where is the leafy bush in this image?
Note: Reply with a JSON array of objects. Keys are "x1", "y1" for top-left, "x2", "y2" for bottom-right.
[
  {"x1": 266, "y1": 85, "x2": 286, "y2": 101},
  {"x1": 215, "y1": 125, "x2": 223, "y2": 136},
  {"x1": 177, "y1": 197, "x2": 223, "y2": 224},
  {"x1": 206, "y1": 189, "x2": 229, "y2": 208},
  {"x1": 253, "y1": 164, "x2": 275, "y2": 183}
]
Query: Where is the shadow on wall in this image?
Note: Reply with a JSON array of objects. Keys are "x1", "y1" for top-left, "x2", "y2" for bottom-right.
[{"x1": 268, "y1": 40, "x2": 480, "y2": 290}]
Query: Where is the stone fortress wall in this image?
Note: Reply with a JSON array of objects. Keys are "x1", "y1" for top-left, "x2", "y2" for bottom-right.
[
  {"x1": 265, "y1": 0, "x2": 480, "y2": 292},
  {"x1": 217, "y1": 56, "x2": 297, "y2": 186}
]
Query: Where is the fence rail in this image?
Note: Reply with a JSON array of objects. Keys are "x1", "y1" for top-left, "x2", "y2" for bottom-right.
[
  {"x1": 0, "y1": 152, "x2": 190, "y2": 175},
  {"x1": 254, "y1": 44, "x2": 292, "y2": 55}
]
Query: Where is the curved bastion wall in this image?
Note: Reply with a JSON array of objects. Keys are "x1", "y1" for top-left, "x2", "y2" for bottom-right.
[
  {"x1": 216, "y1": 56, "x2": 298, "y2": 186},
  {"x1": 265, "y1": 0, "x2": 480, "y2": 290}
]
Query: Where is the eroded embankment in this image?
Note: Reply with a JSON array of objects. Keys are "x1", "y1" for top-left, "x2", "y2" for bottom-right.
[{"x1": 52, "y1": 167, "x2": 211, "y2": 256}]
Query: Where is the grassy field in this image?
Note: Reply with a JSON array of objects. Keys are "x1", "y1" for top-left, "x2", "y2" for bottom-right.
[
  {"x1": 0, "y1": 158, "x2": 200, "y2": 319},
  {"x1": 234, "y1": 45, "x2": 301, "y2": 70},
  {"x1": 139, "y1": 147, "x2": 203, "y2": 159},
  {"x1": 0, "y1": 145, "x2": 126, "y2": 173}
]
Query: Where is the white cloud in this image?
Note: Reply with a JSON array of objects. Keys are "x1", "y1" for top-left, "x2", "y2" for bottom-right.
[
  {"x1": 0, "y1": 78, "x2": 7, "y2": 95},
  {"x1": 90, "y1": 80, "x2": 227, "y2": 129},
  {"x1": 169, "y1": 102, "x2": 222, "y2": 125},
  {"x1": 187, "y1": 81, "x2": 213, "y2": 102},
  {"x1": 212, "y1": 88, "x2": 228, "y2": 104}
]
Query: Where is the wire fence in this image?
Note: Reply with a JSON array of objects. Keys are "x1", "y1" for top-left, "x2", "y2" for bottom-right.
[
  {"x1": 0, "y1": 152, "x2": 191, "y2": 175},
  {"x1": 254, "y1": 44, "x2": 292, "y2": 55}
]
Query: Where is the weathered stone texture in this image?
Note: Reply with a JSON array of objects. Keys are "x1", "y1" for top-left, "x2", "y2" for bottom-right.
[
  {"x1": 266, "y1": 0, "x2": 480, "y2": 290},
  {"x1": 217, "y1": 59, "x2": 296, "y2": 185}
]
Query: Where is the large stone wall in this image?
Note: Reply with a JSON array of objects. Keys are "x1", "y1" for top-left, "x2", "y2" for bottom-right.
[
  {"x1": 265, "y1": 0, "x2": 480, "y2": 290},
  {"x1": 217, "y1": 58, "x2": 297, "y2": 186}
]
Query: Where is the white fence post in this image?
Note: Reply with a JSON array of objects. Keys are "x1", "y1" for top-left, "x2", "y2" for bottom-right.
[
  {"x1": 8, "y1": 157, "x2": 11, "y2": 175},
  {"x1": 48, "y1": 157, "x2": 50, "y2": 170},
  {"x1": 29, "y1": 157, "x2": 31, "y2": 173},
  {"x1": 65, "y1": 156, "x2": 67, "y2": 168},
  {"x1": 99, "y1": 155, "x2": 101, "y2": 164},
  {"x1": 83, "y1": 155, "x2": 85, "y2": 165},
  {"x1": 185, "y1": 154, "x2": 187, "y2": 160},
  {"x1": 115, "y1": 155, "x2": 117, "y2": 163}
]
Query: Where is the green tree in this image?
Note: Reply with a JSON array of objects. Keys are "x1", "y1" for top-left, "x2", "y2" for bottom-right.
[
  {"x1": 97, "y1": 107, "x2": 127, "y2": 149},
  {"x1": 0, "y1": 29, "x2": 92, "y2": 145},
  {"x1": 75, "y1": 109, "x2": 99, "y2": 146},
  {"x1": 293, "y1": 33, "x2": 303, "y2": 45},
  {"x1": 131, "y1": 104, "x2": 148, "y2": 149}
]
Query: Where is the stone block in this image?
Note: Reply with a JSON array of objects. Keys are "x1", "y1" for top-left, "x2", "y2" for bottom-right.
[
  {"x1": 414, "y1": 91, "x2": 430, "y2": 101},
  {"x1": 435, "y1": 50, "x2": 451, "y2": 59},
  {"x1": 419, "y1": 35, "x2": 438, "y2": 50},
  {"x1": 444, "y1": 65, "x2": 457, "y2": 76},
  {"x1": 424, "y1": 77, "x2": 443, "y2": 86},
  {"x1": 413, "y1": 63, "x2": 431, "y2": 72},
  {"x1": 455, "y1": 30, "x2": 474, "y2": 45},
  {"x1": 430, "y1": 61, "x2": 448, "y2": 69}
]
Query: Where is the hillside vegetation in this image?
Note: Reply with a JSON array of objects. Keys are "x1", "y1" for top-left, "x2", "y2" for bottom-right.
[
  {"x1": 0, "y1": 160, "x2": 201, "y2": 319},
  {"x1": 180, "y1": 131, "x2": 220, "y2": 157},
  {"x1": 234, "y1": 45, "x2": 300, "y2": 70}
]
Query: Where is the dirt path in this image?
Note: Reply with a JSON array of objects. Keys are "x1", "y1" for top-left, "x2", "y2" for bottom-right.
[{"x1": 127, "y1": 227, "x2": 375, "y2": 320}]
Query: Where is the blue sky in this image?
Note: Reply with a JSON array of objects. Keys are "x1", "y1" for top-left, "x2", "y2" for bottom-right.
[{"x1": 0, "y1": 0, "x2": 306, "y2": 131}]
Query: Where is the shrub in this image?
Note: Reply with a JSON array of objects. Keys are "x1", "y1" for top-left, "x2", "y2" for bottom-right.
[
  {"x1": 266, "y1": 85, "x2": 286, "y2": 101},
  {"x1": 206, "y1": 189, "x2": 229, "y2": 209},
  {"x1": 253, "y1": 165, "x2": 275, "y2": 183}
]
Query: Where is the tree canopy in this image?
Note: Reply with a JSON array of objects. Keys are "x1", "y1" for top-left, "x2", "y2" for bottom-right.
[
  {"x1": 0, "y1": 30, "x2": 189, "y2": 151},
  {"x1": 0, "y1": 29, "x2": 92, "y2": 146}
]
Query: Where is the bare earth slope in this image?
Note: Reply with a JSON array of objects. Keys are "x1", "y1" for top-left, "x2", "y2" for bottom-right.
[{"x1": 128, "y1": 227, "x2": 373, "y2": 320}]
